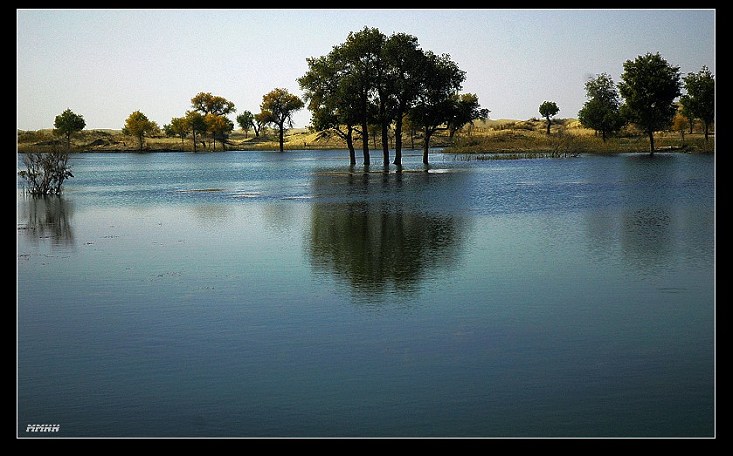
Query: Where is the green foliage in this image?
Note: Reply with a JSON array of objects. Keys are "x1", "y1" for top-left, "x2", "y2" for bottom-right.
[
  {"x1": 18, "y1": 151, "x2": 73, "y2": 195},
  {"x1": 409, "y1": 51, "x2": 466, "y2": 163},
  {"x1": 447, "y1": 93, "x2": 490, "y2": 138},
  {"x1": 53, "y1": 109, "x2": 86, "y2": 150},
  {"x1": 236, "y1": 111, "x2": 256, "y2": 137},
  {"x1": 299, "y1": 26, "x2": 484, "y2": 165},
  {"x1": 680, "y1": 66, "x2": 714, "y2": 140},
  {"x1": 539, "y1": 101, "x2": 559, "y2": 135},
  {"x1": 618, "y1": 52, "x2": 681, "y2": 153},
  {"x1": 578, "y1": 73, "x2": 625, "y2": 141}
]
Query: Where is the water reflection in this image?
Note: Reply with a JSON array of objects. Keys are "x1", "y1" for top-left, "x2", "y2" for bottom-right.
[
  {"x1": 309, "y1": 201, "x2": 466, "y2": 297},
  {"x1": 189, "y1": 203, "x2": 232, "y2": 227},
  {"x1": 621, "y1": 207, "x2": 673, "y2": 276},
  {"x1": 307, "y1": 169, "x2": 469, "y2": 299},
  {"x1": 17, "y1": 195, "x2": 75, "y2": 246}
]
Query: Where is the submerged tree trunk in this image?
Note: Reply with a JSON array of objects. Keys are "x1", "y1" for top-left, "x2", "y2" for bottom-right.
[
  {"x1": 393, "y1": 114, "x2": 403, "y2": 166},
  {"x1": 648, "y1": 130, "x2": 655, "y2": 156},
  {"x1": 346, "y1": 127, "x2": 356, "y2": 166},
  {"x1": 382, "y1": 121, "x2": 390, "y2": 166},
  {"x1": 361, "y1": 119, "x2": 370, "y2": 165}
]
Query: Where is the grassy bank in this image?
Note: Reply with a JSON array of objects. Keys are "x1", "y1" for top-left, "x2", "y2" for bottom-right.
[
  {"x1": 17, "y1": 118, "x2": 714, "y2": 155},
  {"x1": 444, "y1": 118, "x2": 714, "y2": 156}
]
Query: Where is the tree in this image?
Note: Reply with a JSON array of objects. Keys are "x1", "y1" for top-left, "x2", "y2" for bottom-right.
[
  {"x1": 53, "y1": 109, "x2": 86, "y2": 150},
  {"x1": 680, "y1": 65, "x2": 714, "y2": 141},
  {"x1": 185, "y1": 110, "x2": 207, "y2": 152},
  {"x1": 122, "y1": 111, "x2": 159, "y2": 151},
  {"x1": 672, "y1": 109, "x2": 688, "y2": 141},
  {"x1": 538, "y1": 101, "x2": 559, "y2": 135},
  {"x1": 383, "y1": 32, "x2": 430, "y2": 166},
  {"x1": 618, "y1": 52, "x2": 681, "y2": 155},
  {"x1": 236, "y1": 111, "x2": 256, "y2": 138},
  {"x1": 259, "y1": 88, "x2": 304, "y2": 152},
  {"x1": 447, "y1": 93, "x2": 490, "y2": 139},
  {"x1": 253, "y1": 112, "x2": 268, "y2": 137},
  {"x1": 18, "y1": 151, "x2": 73, "y2": 195},
  {"x1": 409, "y1": 51, "x2": 466, "y2": 165},
  {"x1": 679, "y1": 98, "x2": 696, "y2": 134},
  {"x1": 337, "y1": 27, "x2": 385, "y2": 165},
  {"x1": 299, "y1": 47, "x2": 364, "y2": 165},
  {"x1": 577, "y1": 73, "x2": 625, "y2": 141},
  {"x1": 165, "y1": 116, "x2": 191, "y2": 149},
  {"x1": 191, "y1": 92, "x2": 236, "y2": 149},
  {"x1": 205, "y1": 113, "x2": 234, "y2": 151},
  {"x1": 191, "y1": 92, "x2": 236, "y2": 116}
]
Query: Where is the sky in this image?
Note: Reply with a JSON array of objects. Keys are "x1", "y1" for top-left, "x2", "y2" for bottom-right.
[{"x1": 16, "y1": 8, "x2": 715, "y2": 131}]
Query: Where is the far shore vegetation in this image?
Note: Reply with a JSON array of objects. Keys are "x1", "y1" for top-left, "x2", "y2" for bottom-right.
[
  {"x1": 17, "y1": 116, "x2": 714, "y2": 156},
  {"x1": 17, "y1": 27, "x2": 715, "y2": 168}
]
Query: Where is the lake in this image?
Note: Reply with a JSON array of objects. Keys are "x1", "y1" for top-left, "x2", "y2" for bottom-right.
[{"x1": 17, "y1": 150, "x2": 715, "y2": 437}]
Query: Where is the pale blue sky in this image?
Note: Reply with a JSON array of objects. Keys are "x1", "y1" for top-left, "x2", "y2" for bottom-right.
[{"x1": 17, "y1": 8, "x2": 715, "y2": 131}]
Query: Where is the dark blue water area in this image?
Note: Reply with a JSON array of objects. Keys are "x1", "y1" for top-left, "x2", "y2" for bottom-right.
[{"x1": 17, "y1": 150, "x2": 715, "y2": 437}]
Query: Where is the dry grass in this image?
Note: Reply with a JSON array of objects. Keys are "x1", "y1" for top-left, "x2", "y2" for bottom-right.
[
  {"x1": 446, "y1": 119, "x2": 714, "y2": 155},
  {"x1": 17, "y1": 119, "x2": 714, "y2": 155}
]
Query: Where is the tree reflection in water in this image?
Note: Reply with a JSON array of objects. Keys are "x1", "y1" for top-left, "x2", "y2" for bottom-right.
[
  {"x1": 307, "y1": 169, "x2": 468, "y2": 298},
  {"x1": 18, "y1": 195, "x2": 75, "y2": 246}
]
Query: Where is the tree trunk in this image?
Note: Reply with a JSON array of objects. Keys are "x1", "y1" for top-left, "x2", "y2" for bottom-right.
[
  {"x1": 602, "y1": 130, "x2": 607, "y2": 142},
  {"x1": 138, "y1": 135, "x2": 144, "y2": 151},
  {"x1": 546, "y1": 118, "x2": 551, "y2": 135},
  {"x1": 648, "y1": 130, "x2": 655, "y2": 156},
  {"x1": 66, "y1": 133, "x2": 71, "y2": 151},
  {"x1": 279, "y1": 123, "x2": 284, "y2": 152},
  {"x1": 704, "y1": 122, "x2": 709, "y2": 141},
  {"x1": 361, "y1": 119, "x2": 370, "y2": 165},
  {"x1": 192, "y1": 130, "x2": 197, "y2": 152},
  {"x1": 393, "y1": 114, "x2": 403, "y2": 166},
  {"x1": 382, "y1": 120, "x2": 390, "y2": 166},
  {"x1": 345, "y1": 126, "x2": 356, "y2": 165},
  {"x1": 422, "y1": 127, "x2": 431, "y2": 165}
]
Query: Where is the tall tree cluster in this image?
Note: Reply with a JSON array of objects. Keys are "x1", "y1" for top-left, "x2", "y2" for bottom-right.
[
  {"x1": 578, "y1": 73, "x2": 624, "y2": 141},
  {"x1": 298, "y1": 27, "x2": 488, "y2": 166},
  {"x1": 579, "y1": 53, "x2": 713, "y2": 154},
  {"x1": 680, "y1": 66, "x2": 714, "y2": 141}
]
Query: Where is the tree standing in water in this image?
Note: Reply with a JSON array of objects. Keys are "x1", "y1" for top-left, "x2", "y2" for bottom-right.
[{"x1": 409, "y1": 51, "x2": 465, "y2": 165}]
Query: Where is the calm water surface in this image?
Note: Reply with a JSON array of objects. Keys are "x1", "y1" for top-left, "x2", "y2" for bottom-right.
[{"x1": 17, "y1": 150, "x2": 715, "y2": 437}]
